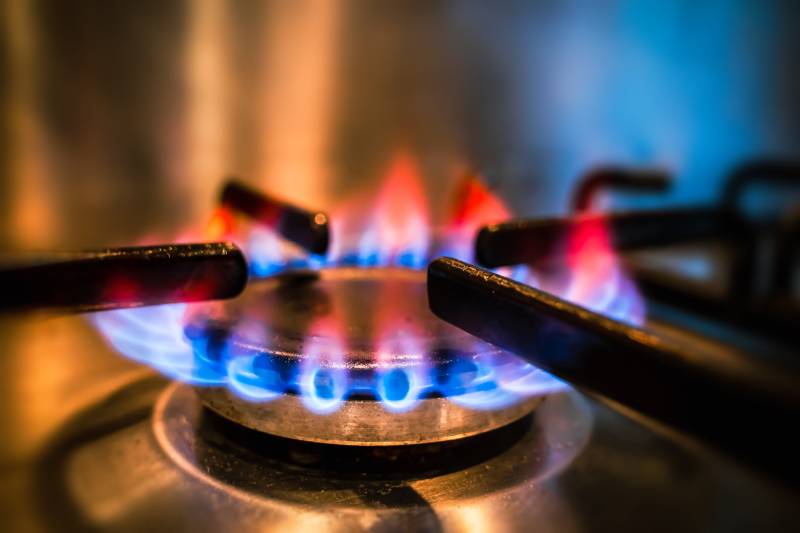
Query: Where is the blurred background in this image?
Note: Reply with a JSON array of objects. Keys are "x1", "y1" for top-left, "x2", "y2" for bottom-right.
[{"x1": 1, "y1": 0, "x2": 799, "y2": 251}]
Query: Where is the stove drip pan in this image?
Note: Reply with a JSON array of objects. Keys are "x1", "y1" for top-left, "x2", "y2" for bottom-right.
[{"x1": 185, "y1": 267, "x2": 560, "y2": 445}]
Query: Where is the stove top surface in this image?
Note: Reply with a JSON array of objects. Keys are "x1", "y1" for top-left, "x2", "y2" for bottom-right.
[{"x1": 1, "y1": 310, "x2": 797, "y2": 533}]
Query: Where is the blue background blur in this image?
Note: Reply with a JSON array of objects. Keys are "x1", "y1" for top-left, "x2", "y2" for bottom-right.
[{"x1": 445, "y1": 0, "x2": 798, "y2": 211}]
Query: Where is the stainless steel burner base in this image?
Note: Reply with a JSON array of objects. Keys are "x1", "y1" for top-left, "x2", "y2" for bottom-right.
[{"x1": 196, "y1": 386, "x2": 545, "y2": 445}]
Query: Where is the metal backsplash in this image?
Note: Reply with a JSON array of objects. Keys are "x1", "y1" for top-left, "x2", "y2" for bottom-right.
[{"x1": 2, "y1": 0, "x2": 799, "y2": 249}]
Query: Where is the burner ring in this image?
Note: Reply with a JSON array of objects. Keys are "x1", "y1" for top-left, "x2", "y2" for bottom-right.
[
  {"x1": 186, "y1": 267, "x2": 561, "y2": 445},
  {"x1": 196, "y1": 386, "x2": 544, "y2": 445}
]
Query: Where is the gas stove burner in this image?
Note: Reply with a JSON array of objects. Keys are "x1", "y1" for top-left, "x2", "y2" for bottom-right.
[{"x1": 185, "y1": 267, "x2": 560, "y2": 445}]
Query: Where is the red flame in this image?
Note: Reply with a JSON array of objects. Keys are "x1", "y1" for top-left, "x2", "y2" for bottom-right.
[
  {"x1": 566, "y1": 217, "x2": 616, "y2": 297},
  {"x1": 330, "y1": 152, "x2": 430, "y2": 264},
  {"x1": 372, "y1": 271, "x2": 428, "y2": 364},
  {"x1": 304, "y1": 317, "x2": 346, "y2": 359},
  {"x1": 566, "y1": 216, "x2": 615, "y2": 270},
  {"x1": 441, "y1": 171, "x2": 512, "y2": 261},
  {"x1": 188, "y1": 151, "x2": 642, "y2": 325},
  {"x1": 554, "y1": 215, "x2": 643, "y2": 323},
  {"x1": 448, "y1": 171, "x2": 511, "y2": 228},
  {"x1": 374, "y1": 153, "x2": 429, "y2": 241}
]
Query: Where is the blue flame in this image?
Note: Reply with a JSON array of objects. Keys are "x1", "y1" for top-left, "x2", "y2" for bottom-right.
[
  {"x1": 376, "y1": 366, "x2": 426, "y2": 412},
  {"x1": 93, "y1": 304, "x2": 225, "y2": 385},
  {"x1": 93, "y1": 301, "x2": 570, "y2": 414},
  {"x1": 226, "y1": 354, "x2": 282, "y2": 402},
  {"x1": 298, "y1": 366, "x2": 348, "y2": 414}
]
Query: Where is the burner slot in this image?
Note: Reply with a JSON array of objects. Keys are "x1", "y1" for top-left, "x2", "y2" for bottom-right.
[
  {"x1": 0, "y1": 242, "x2": 247, "y2": 313},
  {"x1": 427, "y1": 257, "x2": 800, "y2": 483}
]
